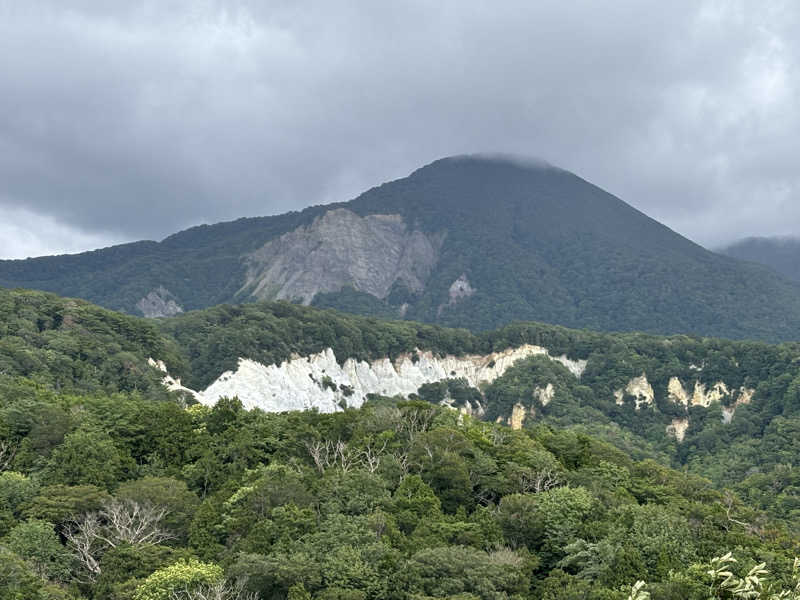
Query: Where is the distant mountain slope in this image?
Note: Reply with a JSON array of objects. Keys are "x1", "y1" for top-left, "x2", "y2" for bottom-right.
[
  {"x1": 720, "y1": 236, "x2": 800, "y2": 283},
  {"x1": 3, "y1": 155, "x2": 800, "y2": 340}
]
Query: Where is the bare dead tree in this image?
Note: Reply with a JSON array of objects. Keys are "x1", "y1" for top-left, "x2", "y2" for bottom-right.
[
  {"x1": 64, "y1": 499, "x2": 172, "y2": 580},
  {"x1": 0, "y1": 440, "x2": 17, "y2": 472},
  {"x1": 305, "y1": 438, "x2": 361, "y2": 473},
  {"x1": 392, "y1": 450, "x2": 413, "y2": 476},
  {"x1": 721, "y1": 490, "x2": 762, "y2": 537},
  {"x1": 473, "y1": 486, "x2": 495, "y2": 507},
  {"x1": 361, "y1": 438, "x2": 389, "y2": 473},
  {"x1": 517, "y1": 468, "x2": 563, "y2": 494},
  {"x1": 170, "y1": 579, "x2": 258, "y2": 600},
  {"x1": 396, "y1": 405, "x2": 436, "y2": 441},
  {"x1": 488, "y1": 427, "x2": 508, "y2": 446},
  {"x1": 98, "y1": 499, "x2": 173, "y2": 546},
  {"x1": 63, "y1": 513, "x2": 104, "y2": 582},
  {"x1": 305, "y1": 439, "x2": 328, "y2": 473}
]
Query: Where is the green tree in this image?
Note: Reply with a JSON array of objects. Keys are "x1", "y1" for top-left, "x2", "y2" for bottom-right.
[
  {"x1": 46, "y1": 427, "x2": 134, "y2": 489},
  {"x1": 2, "y1": 519, "x2": 74, "y2": 582},
  {"x1": 133, "y1": 559, "x2": 223, "y2": 600}
]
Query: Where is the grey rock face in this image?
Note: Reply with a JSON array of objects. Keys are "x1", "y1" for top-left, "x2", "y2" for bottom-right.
[
  {"x1": 241, "y1": 208, "x2": 444, "y2": 304},
  {"x1": 448, "y1": 274, "x2": 475, "y2": 303},
  {"x1": 136, "y1": 286, "x2": 184, "y2": 318}
]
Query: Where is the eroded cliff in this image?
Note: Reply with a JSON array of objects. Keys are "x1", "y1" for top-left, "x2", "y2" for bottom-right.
[{"x1": 240, "y1": 208, "x2": 445, "y2": 304}]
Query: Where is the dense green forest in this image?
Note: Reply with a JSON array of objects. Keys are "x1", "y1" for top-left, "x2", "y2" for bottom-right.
[
  {"x1": 4, "y1": 379, "x2": 800, "y2": 600},
  {"x1": 5, "y1": 156, "x2": 800, "y2": 341},
  {"x1": 6, "y1": 287, "x2": 800, "y2": 597},
  {"x1": 721, "y1": 236, "x2": 800, "y2": 283}
]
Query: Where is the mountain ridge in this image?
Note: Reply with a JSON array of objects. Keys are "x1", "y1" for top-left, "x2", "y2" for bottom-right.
[
  {"x1": 3, "y1": 155, "x2": 800, "y2": 340},
  {"x1": 721, "y1": 235, "x2": 800, "y2": 283}
]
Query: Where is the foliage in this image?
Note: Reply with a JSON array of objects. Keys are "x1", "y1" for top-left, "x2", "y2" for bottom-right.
[
  {"x1": 2, "y1": 519, "x2": 74, "y2": 582},
  {"x1": 133, "y1": 559, "x2": 224, "y2": 600},
  {"x1": 5, "y1": 287, "x2": 800, "y2": 598}
]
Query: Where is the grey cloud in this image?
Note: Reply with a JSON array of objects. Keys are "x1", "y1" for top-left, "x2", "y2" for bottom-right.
[{"x1": 0, "y1": 0, "x2": 799, "y2": 258}]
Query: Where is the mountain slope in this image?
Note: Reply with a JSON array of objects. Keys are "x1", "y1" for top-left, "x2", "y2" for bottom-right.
[
  {"x1": 721, "y1": 236, "x2": 800, "y2": 283},
  {"x1": 3, "y1": 155, "x2": 800, "y2": 340}
]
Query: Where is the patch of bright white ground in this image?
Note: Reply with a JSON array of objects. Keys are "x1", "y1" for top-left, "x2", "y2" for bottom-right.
[
  {"x1": 0, "y1": 205, "x2": 123, "y2": 260},
  {"x1": 156, "y1": 345, "x2": 587, "y2": 414}
]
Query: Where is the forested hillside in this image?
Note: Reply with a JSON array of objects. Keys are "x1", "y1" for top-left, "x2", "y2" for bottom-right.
[
  {"x1": 5, "y1": 289, "x2": 800, "y2": 598},
  {"x1": 5, "y1": 156, "x2": 800, "y2": 341},
  {"x1": 721, "y1": 236, "x2": 800, "y2": 283},
  {"x1": 3, "y1": 382, "x2": 800, "y2": 600}
]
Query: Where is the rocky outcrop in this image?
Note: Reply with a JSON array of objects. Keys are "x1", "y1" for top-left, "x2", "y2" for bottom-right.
[
  {"x1": 534, "y1": 383, "x2": 555, "y2": 406},
  {"x1": 448, "y1": 274, "x2": 475, "y2": 304},
  {"x1": 153, "y1": 343, "x2": 586, "y2": 413},
  {"x1": 240, "y1": 208, "x2": 444, "y2": 304},
  {"x1": 666, "y1": 417, "x2": 689, "y2": 442},
  {"x1": 509, "y1": 403, "x2": 528, "y2": 430},
  {"x1": 147, "y1": 358, "x2": 195, "y2": 397},
  {"x1": 666, "y1": 377, "x2": 754, "y2": 419},
  {"x1": 691, "y1": 381, "x2": 730, "y2": 407},
  {"x1": 667, "y1": 377, "x2": 690, "y2": 407},
  {"x1": 615, "y1": 374, "x2": 655, "y2": 410},
  {"x1": 136, "y1": 286, "x2": 183, "y2": 318},
  {"x1": 722, "y1": 387, "x2": 755, "y2": 423}
]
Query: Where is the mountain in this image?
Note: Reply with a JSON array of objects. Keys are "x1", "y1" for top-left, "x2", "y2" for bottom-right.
[
  {"x1": 720, "y1": 236, "x2": 800, "y2": 283},
  {"x1": 4, "y1": 155, "x2": 800, "y2": 341}
]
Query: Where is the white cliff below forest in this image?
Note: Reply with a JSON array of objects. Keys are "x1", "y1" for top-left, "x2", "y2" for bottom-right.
[{"x1": 152, "y1": 344, "x2": 587, "y2": 413}]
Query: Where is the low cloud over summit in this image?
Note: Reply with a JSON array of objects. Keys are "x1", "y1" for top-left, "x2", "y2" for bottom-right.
[{"x1": 1, "y1": 1, "x2": 799, "y2": 257}]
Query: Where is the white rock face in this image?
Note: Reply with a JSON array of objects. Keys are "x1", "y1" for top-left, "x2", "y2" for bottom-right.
[
  {"x1": 448, "y1": 274, "x2": 475, "y2": 303},
  {"x1": 692, "y1": 381, "x2": 730, "y2": 407},
  {"x1": 666, "y1": 417, "x2": 689, "y2": 442},
  {"x1": 147, "y1": 358, "x2": 196, "y2": 397},
  {"x1": 137, "y1": 286, "x2": 183, "y2": 318},
  {"x1": 241, "y1": 208, "x2": 444, "y2": 304},
  {"x1": 667, "y1": 377, "x2": 690, "y2": 407},
  {"x1": 158, "y1": 344, "x2": 586, "y2": 413},
  {"x1": 509, "y1": 403, "x2": 527, "y2": 430},
  {"x1": 534, "y1": 383, "x2": 555, "y2": 406},
  {"x1": 615, "y1": 374, "x2": 655, "y2": 410},
  {"x1": 722, "y1": 387, "x2": 755, "y2": 423}
]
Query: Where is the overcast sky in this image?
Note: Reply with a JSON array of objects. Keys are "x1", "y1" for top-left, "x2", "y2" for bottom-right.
[{"x1": 1, "y1": 1, "x2": 798, "y2": 259}]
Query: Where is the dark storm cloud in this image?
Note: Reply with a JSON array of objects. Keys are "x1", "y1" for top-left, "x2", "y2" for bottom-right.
[{"x1": 1, "y1": 1, "x2": 798, "y2": 258}]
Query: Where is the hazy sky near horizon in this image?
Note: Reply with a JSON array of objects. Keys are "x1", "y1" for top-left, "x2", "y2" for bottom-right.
[{"x1": 1, "y1": 1, "x2": 799, "y2": 259}]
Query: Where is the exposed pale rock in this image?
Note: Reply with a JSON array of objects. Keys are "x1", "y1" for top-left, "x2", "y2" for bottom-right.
[
  {"x1": 509, "y1": 403, "x2": 527, "y2": 430},
  {"x1": 534, "y1": 383, "x2": 555, "y2": 406},
  {"x1": 666, "y1": 417, "x2": 689, "y2": 442},
  {"x1": 615, "y1": 374, "x2": 654, "y2": 410},
  {"x1": 241, "y1": 208, "x2": 444, "y2": 304},
  {"x1": 691, "y1": 381, "x2": 730, "y2": 407},
  {"x1": 738, "y1": 387, "x2": 754, "y2": 406},
  {"x1": 448, "y1": 274, "x2": 475, "y2": 304},
  {"x1": 441, "y1": 396, "x2": 485, "y2": 418},
  {"x1": 553, "y1": 355, "x2": 588, "y2": 378},
  {"x1": 159, "y1": 343, "x2": 585, "y2": 413},
  {"x1": 666, "y1": 377, "x2": 754, "y2": 422},
  {"x1": 136, "y1": 286, "x2": 183, "y2": 318},
  {"x1": 667, "y1": 377, "x2": 689, "y2": 407},
  {"x1": 147, "y1": 358, "x2": 198, "y2": 399},
  {"x1": 722, "y1": 387, "x2": 755, "y2": 423}
]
